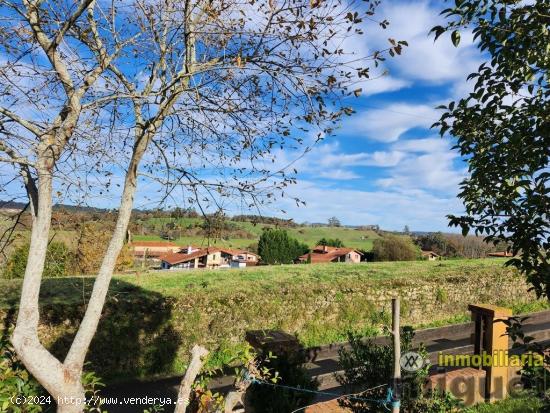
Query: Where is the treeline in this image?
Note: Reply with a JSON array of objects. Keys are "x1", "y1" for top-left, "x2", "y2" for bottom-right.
[
  {"x1": 413, "y1": 232, "x2": 507, "y2": 259},
  {"x1": 368, "y1": 232, "x2": 508, "y2": 262},
  {"x1": 232, "y1": 214, "x2": 297, "y2": 227}
]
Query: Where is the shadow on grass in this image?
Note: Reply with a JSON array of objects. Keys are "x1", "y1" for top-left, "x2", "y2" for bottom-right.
[{"x1": 1, "y1": 277, "x2": 182, "y2": 383}]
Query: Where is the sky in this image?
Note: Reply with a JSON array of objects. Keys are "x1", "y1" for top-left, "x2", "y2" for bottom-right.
[
  {"x1": 249, "y1": 0, "x2": 483, "y2": 231},
  {"x1": 130, "y1": 0, "x2": 483, "y2": 231},
  {"x1": 168, "y1": 0, "x2": 481, "y2": 232},
  {"x1": 0, "y1": 0, "x2": 484, "y2": 232}
]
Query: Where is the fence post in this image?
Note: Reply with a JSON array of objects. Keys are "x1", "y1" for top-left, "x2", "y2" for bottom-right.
[{"x1": 392, "y1": 297, "x2": 401, "y2": 413}]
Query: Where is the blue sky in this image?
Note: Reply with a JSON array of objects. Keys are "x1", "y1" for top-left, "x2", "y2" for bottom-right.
[{"x1": 219, "y1": 0, "x2": 482, "y2": 232}]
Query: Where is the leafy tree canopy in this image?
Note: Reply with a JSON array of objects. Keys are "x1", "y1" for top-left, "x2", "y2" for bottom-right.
[
  {"x1": 432, "y1": 0, "x2": 550, "y2": 297},
  {"x1": 372, "y1": 235, "x2": 419, "y2": 262},
  {"x1": 327, "y1": 217, "x2": 341, "y2": 227},
  {"x1": 258, "y1": 229, "x2": 308, "y2": 265},
  {"x1": 4, "y1": 242, "x2": 72, "y2": 279}
]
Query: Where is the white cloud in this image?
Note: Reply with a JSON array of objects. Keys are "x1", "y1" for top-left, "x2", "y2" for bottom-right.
[
  {"x1": 318, "y1": 169, "x2": 361, "y2": 180},
  {"x1": 297, "y1": 141, "x2": 407, "y2": 171},
  {"x1": 341, "y1": 103, "x2": 439, "y2": 142},
  {"x1": 376, "y1": 137, "x2": 465, "y2": 194},
  {"x1": 366, "y1": 1, "x2": 481, "y2": 84},
  {"x1": 354, "y1": 73, "x2": 412, "y2": 97},
  {"x1": 272, "y1": 180, "x2": 463, "y2": 231}
]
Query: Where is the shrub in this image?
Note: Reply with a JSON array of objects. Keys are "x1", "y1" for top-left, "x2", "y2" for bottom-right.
[
  {"x1": 3, "y1": 241, "x2": 72, "y2": 279},
  {"x1": 247, "y1": 349, "x2": 318, "y2": 413},
  {"x1": 372, "y1": 235, "x2": 419, "y2": 261},
  {"x1": 76, "y1": 222, "x2": 134, "y2": 274},
  {"x1": 336, "y1": 327, "x2": 458, "y2": 412},
  {"x1": 1, "y1": 326, "x2": 46, "y2": 412}
]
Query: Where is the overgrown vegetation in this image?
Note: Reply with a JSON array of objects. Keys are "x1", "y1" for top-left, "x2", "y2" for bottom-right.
[
  {"x1": 3, "y1": 242, "x2": 72, "y2": 279},
  {"x1": 464, "y1": 391, "x2": 543, "y2": 413},
  {"x1": 336, "y1": 327, "x2": 462, "y2": 412},
  {"x1": 0, "y1": 326, "x2": 46, "y2": 412},
  {"x1": 247, "y1": 343, "x2": 318, "y2": 413},
  {"x1": 414, "y1": 232, "x2": 506, "y2": 259},
  {"x1": 372, "y1": 235, "x2": 419, "y2": 261}
]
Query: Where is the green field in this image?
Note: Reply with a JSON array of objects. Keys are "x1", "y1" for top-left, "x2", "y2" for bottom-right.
[
  {"x1": 133, "y1": 217, "x2": 380, "y2": 250},
  {"x1": 1, "y1": 259, "x2": 546, "y2": 383}
]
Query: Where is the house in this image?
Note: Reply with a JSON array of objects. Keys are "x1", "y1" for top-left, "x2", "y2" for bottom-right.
[
  {"x1": 231, "y1": 251, "x2": 260, "y2": 267},
  {"x1": 131, "y1": 241, "x2": 181, "y2": 261},
  {"x1": 160, "y1": 247, "x2": 233, "y2": 270},
  {"x1": 297, "y1": 245, "x2": 362, "y2": 264},
  {"x1": 421, "y1": 250, "x2": 440, "y2": 261},
  {"x1": 487, "y1": 251, "x2": 513, "y2": 258},
  {"x1": 160, "y1": 247, "x2": 259, "y2": 270}
]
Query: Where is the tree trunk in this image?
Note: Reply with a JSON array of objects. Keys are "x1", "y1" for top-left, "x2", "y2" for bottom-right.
[{"x1": 11, "y1": 165, "x2": 86, "y2": 410}]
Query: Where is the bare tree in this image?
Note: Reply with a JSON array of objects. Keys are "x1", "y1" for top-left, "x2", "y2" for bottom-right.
[{"x1": 0, "y1": 0, "x2": 404, "y2": 411}]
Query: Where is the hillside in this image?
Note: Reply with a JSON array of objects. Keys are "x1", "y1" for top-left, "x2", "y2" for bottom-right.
[
  {"x1": 1, "y1": 259, "x2": 546, "y2": 382},
  {"x1": 132, "y1": 216, "x2": 380, "y2": 250}
]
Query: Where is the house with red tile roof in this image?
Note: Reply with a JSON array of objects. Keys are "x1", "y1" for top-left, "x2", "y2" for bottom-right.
[
  {"x1": 131, "y1": 241, "x2": 181, "y2": 260},
  {"x1": 160, "y1": 247, "x2": 259, "y2": 270},
  {"x1": 421, "y1": 250, "x2": 440, "y2": 261},
  {"x1": 487, "y1": 251, "x2": 514, "y2": 258},
  {"x1": 297, "y1": 245, "x2": 362, "y2": 264}
]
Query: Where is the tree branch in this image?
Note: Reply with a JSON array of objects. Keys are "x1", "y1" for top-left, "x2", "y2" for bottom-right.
[
  {"x1": 0, "y1": 106, "x2": 43, "y2": 136},
  {"x1": 174, "y1": 345, "x2": 209, "y2": 413}
]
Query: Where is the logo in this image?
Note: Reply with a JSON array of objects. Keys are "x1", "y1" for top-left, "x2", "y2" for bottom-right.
[{"x1": 400, "y1": 351, "x2": 426, "y2": 372}]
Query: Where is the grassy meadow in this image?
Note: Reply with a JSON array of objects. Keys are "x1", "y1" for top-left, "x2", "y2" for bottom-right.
[
  {"x1": 1, "y1": 258, "x2": 548, "y2": 383},
  {"x1": 132, "y1": 216, "x2": 380, "y2": 250}
]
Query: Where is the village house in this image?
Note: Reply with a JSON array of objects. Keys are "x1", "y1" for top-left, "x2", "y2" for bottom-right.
[
  {"x1": 487, "y1": 251, "x2": 514, "y2": 258},
  {"x1": 160, "y1": 246, "x2": 260, "y2": 270},
  {"x1": 421, "y1": 250, "x2": 440, "y2": 261},
  {"x1": 131, "y1": 241, "x2": 181, "y2": 261},
  {"x1": 231, "y1": 250, "x2": 260, "y2": 267},
  {"x1": 297, "y1": 245, "x2": 363, "y2": 264}
]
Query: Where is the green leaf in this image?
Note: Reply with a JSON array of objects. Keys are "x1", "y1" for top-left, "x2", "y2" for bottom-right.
[{"x1": 451, "y1": 30, "x2": 461, "y2": 47}]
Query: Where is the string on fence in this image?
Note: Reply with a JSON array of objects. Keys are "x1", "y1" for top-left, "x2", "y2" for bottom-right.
[{"x1": 243, "y1": 371, "x2": 400, "y2": 412}]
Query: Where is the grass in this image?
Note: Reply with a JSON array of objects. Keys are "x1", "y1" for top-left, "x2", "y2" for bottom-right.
[
  {"x1": 0, "y1": 258, "x2": 546, "y2": 383},
  {"x1": 466, "y1": 392, "x2": 544, "y2": 412}
]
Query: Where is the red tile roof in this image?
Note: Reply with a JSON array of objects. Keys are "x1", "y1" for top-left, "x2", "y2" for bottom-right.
[
  {"x1": 160, "y1": 248, "x2": 215, "y2": 265},
  {"x1": 487, "y1": 251, "x2": 513, "y2": 257},
  {"x1": 298, "y1": 247, "x2": 362, "y2": 263}
]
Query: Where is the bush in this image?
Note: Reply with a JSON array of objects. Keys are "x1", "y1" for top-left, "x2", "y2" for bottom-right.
[
  {"x1": 247, "y1": 349, "x2": 318, "y2": 413},
  {"x1": 1, "y1": 326, "x2": 46, "y2": 412},
  {"x1": 3, "y1": 241, "x2": 73, "y2": 279},
  {"x1": 76, "y1": 222, "x2": 134, "y2": 274},
  {"x1": 336, "y1": 327, "x2": 459, "y2": 412},
  {"x1": 372, "y1": 235, "x2": 419, "y2": 261}
]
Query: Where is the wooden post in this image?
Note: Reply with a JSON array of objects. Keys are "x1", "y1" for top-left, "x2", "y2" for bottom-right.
[{"x1": 392, "y1": 297, "x2": 401, "y2": 413}]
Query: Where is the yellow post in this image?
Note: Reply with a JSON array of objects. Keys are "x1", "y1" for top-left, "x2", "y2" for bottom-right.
[{"x1": 468, "y1": 304, "x2": 512, "y2": 402}]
